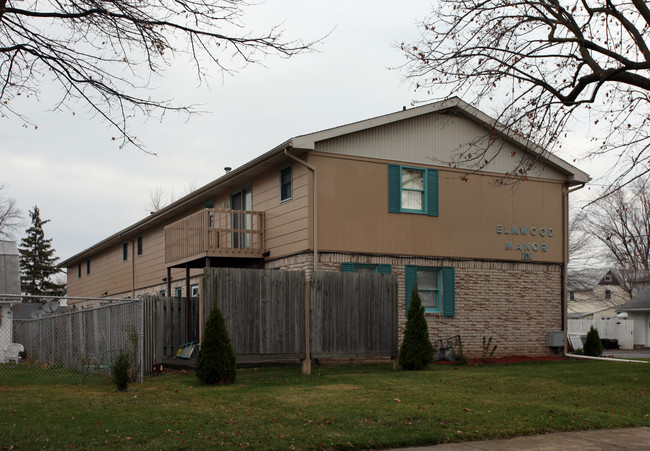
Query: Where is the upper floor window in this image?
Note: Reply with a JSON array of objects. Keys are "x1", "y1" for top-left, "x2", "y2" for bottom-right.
[
  {"x1": 605, "y1": 289, "x2": 612, "y2": 300},
  {"x1": 78, "y1": 263, "x2": 82, "y2": 278},
  {"x1": 137, "y1": 235, "x2": 143, "y2": 256},
  {"x1": 122, "y1": 242, "x2": 128, "y2": 261},
  {"x1": 280, "y1": 165, "x2": 292, "y2": 202},
  {"x1": 86, "y1": 259, "x2": 91, "y2": 275},
  {"x1": 569, "y1": 291, "x2": 575, "y2": 301},
  {"x1": 388, "y1": 165, "x2": 438, "y2": 216}
]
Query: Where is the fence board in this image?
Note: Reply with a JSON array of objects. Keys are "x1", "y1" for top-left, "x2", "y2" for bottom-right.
[{"x1": 568, "y1": 319, "x2": 634, "y2": 349}]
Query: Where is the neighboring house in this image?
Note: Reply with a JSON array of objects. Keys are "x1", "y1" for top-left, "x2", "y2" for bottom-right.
[
  {"x1": 618, "y1": 288, "x2": 650, "y2": 348},
  {"x1": 1, "y1": 241, "x2": 21, "y2": 362},
  {"x1": 567, "y1": 268, "x2": 631, "y2": 320},
  {"x1": 59, "y1": 97, "x2": 590, "y2": 357}
]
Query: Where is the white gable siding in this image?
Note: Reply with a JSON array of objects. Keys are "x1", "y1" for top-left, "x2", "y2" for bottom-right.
[{"x1": 314, "y1": 112, "x2": 566, "y2": 181}]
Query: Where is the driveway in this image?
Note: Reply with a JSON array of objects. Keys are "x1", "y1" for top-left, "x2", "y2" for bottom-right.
[{"x1": 603, "y1": 348, "x2": 650, "y2": 359}]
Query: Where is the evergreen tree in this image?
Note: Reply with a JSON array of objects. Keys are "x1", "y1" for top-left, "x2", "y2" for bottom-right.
[
  {"x1": 584, "y1": 326, "x2": 604, "y2": 357},
  {"x1": 399, "y1": 287, "x2": 434, "y2": 370},
  {"x1": 18, "y1": 206, "x2": 65, "y2": 298},
  {"x1": 196, "y1": 305, "x2": 236, "y2": 385}
]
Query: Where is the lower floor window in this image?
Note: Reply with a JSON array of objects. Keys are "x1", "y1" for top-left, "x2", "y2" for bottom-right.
[{"x1": 405, "y1": 265, "x2": 455, "y2": 317}]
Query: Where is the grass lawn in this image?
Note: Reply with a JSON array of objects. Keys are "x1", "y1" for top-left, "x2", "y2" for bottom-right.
[{"x1": 1, "y1": 359, "x2": 649, "y2": 449}]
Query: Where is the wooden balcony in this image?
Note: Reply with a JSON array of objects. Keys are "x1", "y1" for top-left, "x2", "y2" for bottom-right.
[{"x1": 164, "y1": 209, "x2": 265, "y2": 268}]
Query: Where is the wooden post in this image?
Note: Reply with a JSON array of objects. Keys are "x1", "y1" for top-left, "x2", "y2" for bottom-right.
[
  {"x1": 166, "y1": 267, "x2": 171, "y2": 298},
  {"x1": 186, "y1": 264, "x2": 191, "y2": 342},
  {"x1": 302, "y1": 279, "x2": 312, "y2": 375}
]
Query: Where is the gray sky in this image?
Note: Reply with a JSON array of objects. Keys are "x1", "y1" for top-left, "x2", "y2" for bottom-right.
[{"x1": 0, "y1": 0, "x2": 607, "y2": 273}]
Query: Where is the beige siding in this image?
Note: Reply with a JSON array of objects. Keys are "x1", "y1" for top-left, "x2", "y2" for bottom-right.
[
  {"x1": 315, "y1": 112, "x2": 566, "y2": 181},
  {"x1": 313, "y1": 153, "x2": 565, "y2": 263}
]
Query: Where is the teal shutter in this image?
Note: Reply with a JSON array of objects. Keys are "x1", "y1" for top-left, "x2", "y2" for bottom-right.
[
  {"x1": 341, "y1": 263, "x2": 355, "y2": 272},
  {"x1": 388, "y1": 165, "x2": 401, "y2": 213},
  {"x1": 427, "y1": 169, "x2": 439, "y2": 217},
  {"x1": 378, "y1": 264, "x2": 392, "y2": 274},
  {"x1": 442, "y1": 266, "x2": 455, "y2": 317},
  {"x1": 405, "y1": 265, "x2": 417, "y2": 312}
]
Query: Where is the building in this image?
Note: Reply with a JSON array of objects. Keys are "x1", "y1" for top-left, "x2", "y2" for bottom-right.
[
  {"x1": 618, "y1": 287, "x2": 650, "y2": 348},
  {"x1": 59, "y1": 98, "x2": 590, "y2": 357},
  {"x1": 567, "y1": 268, "x2": 631, "y2": 320},
  {"x1": 1, "y1": 241, "x2": 21, "y2": 362}
]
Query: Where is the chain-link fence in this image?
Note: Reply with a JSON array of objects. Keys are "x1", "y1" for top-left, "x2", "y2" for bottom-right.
[{"x1": 0, "y1": 295, "x2": 144, "y2": 385}]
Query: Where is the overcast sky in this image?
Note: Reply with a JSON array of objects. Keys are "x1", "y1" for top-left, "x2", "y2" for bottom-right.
[{"x1": 1, "y1": 0, "x2": 608, "y2": 275}]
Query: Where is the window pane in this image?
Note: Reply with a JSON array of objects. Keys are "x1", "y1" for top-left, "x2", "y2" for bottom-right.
[
  {"x1": 356, "y1": 267, "x2": 376, "y2": 273},
  {"x1": 402, "y1": 169, "x2": 424, "y2": 190},
  {"x1": 402, "y1": 190, "x2": 423, "y2": 210},
  {"x1": 419, "y1": 290, "x2": 438, "y2": 309},
  {"x1": 418, "y1": 270, "x2": 439, "y2": 289}
]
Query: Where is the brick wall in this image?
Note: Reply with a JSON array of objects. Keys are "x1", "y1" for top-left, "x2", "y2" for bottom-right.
[{"x1": 267, "y1": 252, "x2": 563, "y2": 358}]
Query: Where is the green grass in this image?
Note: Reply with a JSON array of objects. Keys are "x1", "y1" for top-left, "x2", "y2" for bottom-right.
[{"x1": 1, "y1": 360, "x2": 649, "y2": 449}]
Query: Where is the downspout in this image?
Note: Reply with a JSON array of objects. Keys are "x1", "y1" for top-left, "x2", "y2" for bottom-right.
[{"x1": 284, "y1": 148, "x2": 318, "y2": 272}]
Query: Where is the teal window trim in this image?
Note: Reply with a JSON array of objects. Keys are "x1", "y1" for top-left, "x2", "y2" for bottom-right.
[
  {"x1": 405, "y1": 265, "x2": 455, "y2": 316},
  {"x1": 136, "y1": 235, "x2": 143, "y2": 256},
  {"x1": 388, "y1": 164, "x2": 439, "y2": 217},
  {"x1": 191, "y1": 283, "x2": 199, "y2": 298},
  {"x1": 341, "y1": 263, "x2": 392, "y2": 274},
  {"x1": 122, "y1": 242, "x2": 128, "y2": 262},
  {"x1": 280, "y1": 165, "x2": 292, "y2": 202}
]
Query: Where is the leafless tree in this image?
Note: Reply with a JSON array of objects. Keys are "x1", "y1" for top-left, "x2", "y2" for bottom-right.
[
  {"x1": 145, "y1": 180, "x2": 200, "y2": 213},
  {"x1": 0, "y1": 184, "x2": 23, "y2": 239},
  {"x1": 1, "y1": 1, "x2": 314, "y2": 152},
  {"x1": 568, "y1": 208, "x2": 597, "y2": 267},
  {"x1": 581, "y1": 178, "x2": 650, "y2": 290},
  {"x1": 401, "y1": 0, "x2": 650, "y2": 191}
]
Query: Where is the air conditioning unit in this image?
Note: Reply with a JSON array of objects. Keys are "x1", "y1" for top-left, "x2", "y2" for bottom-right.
[{"x1": 548, "y1": 331, "x2": 565, "y2": 348}]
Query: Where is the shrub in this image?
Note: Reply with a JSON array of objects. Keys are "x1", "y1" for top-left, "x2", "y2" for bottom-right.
[
  {"x1": 196, "y1": 305, "x2": 236, "y2": 385},
  {"x1": 481, "y1": 336, "x2": 498, "y2": 363},
  {"x1": 399, "y1": 287, "x2": 434, "y2": 370},
  {"x1": 111, "y1": 350, "x2": 131, "y2": 391},
  {"x1": 584, "y1": 326, "x2": 604, "y2": 357},
  {"x1": 453, "y1": 336, "x2": 468, "y2": 366}
]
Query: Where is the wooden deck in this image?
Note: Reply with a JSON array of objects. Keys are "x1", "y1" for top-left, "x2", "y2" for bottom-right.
[{"x1": 164, "y1": 209, "x2": 265, "y2": 267}]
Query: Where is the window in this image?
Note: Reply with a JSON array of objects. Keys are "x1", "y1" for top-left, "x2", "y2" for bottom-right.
[
  {"x1": 160, "y1": 290, "x2": 166, "y2": 296},
  {"x1": 280, "y1": 165, "x2": 292, "y2": 202},
  {"x1": 78, "y1": 263, "x2": 81, "y2": 278},
  {"x1": 405, "y1": 265, "x2": 455, "y2": 316},
  {"x1": 388, "y1": 165, "x2": 438, "y2": 216},
  {"x1": 175, "y1": 287, "x2": 182, "y2": 298},
  {"x1": 137, "y1": 235, "x2": 143, "y2": 256},
  {"x1": 605, "y1": 289, "x2": 612, "y2": 300},
  {"x1": 191, "y1": 284, "x2": 199, "y2": 298},
  {"x1": 86, "y1": 259, "x2": 91, "y2": 275},
  {"x1": 341, "y1": 263, "x2": 392, "y2": 274},
  {"x1": 122, "y1": 242, "x2": 128, "y2": 261},
  {"x1": 569, "y1": 291, "x2": 575, "y2": 301}
]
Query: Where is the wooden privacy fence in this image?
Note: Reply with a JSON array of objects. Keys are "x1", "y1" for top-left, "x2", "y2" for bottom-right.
[
  {"x1": 568, "y1": 319, "x2": 634, "y2": 349},
  {"x1": 203, "y1": 268, "x2": 306, "y2": 363},
  {"x1": 141, "y1": 296, "x2": 199, "y2": 372},
  {"x1": 202, "y1": 268, "x2": 398, "y2": 369}
]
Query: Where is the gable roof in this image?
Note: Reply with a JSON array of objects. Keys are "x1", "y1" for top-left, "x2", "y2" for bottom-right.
[
  {"x1": 618, "y1": 286, "x2": 650, "y2": 311},
  {"x1": 59, "y1": 98, "x2": 590, "y2": 267}
]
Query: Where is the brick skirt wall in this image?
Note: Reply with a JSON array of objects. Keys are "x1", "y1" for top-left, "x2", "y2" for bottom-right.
[{"x1": 267, "y1": 252, "x2": 563, "y2": 358}]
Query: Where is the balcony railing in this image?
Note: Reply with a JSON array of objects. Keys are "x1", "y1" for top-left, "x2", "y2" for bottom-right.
[{"x1": 164, "y1": 209, "x2": 265, "y2": 267}]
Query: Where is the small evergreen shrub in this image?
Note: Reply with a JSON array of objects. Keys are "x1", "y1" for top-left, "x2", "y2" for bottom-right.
[
  {"x1": 399, "y1": 287, "x2": 434, "y2": 370},
  {"x1": 584, "y1": 326, "x2": 604, "y2": 357},
  {"x1": 111, "y1": 350, "x2": 131, "y2": 391},
  {"x1": 196, "y1": 305, "x2": 236, "y2": 385}
]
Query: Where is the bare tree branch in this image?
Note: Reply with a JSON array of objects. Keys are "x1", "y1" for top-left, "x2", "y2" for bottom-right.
[
  {"x1": 1, "y1": 1, "x2": 316, "y2": 152},
  {"x1": 0, "y1": 184, "x2": 24, "y2": 239},
  {"x1": 401, "y1": 0, "x2": 650, "y2": 189}
]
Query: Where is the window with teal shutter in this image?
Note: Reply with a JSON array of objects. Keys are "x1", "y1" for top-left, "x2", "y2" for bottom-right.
[
  {"x1": 405, "y1": 265, "x2": 455, "y2": 316},
  {"x1": 341, "y1": 263, "x2": 392, "y2": 274},
  {"x1": 388, "y1": 165, "x2": 438, "y2": 216}
]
